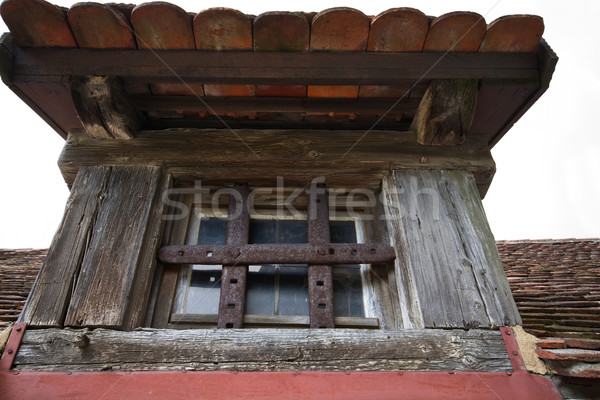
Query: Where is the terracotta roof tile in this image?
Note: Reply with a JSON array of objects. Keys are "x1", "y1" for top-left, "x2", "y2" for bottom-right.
[{"x1": 0, "y1": 0, "x2": 552, "y2": 140}]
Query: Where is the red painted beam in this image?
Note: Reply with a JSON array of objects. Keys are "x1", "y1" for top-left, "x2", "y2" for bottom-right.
[{"x1": 0, "y1": 370, "x2": 562, "y2": 400}]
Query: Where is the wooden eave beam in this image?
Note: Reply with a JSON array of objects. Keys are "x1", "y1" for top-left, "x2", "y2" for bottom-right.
[
  {"x1": 70, "y1": 75, "x2": 142, "y2": 139},
  {"x1": 58, "y1": 129, "x2": 496, "y2": 197},
  {"x1": 411, "y1": 79, "x2": 478, "y2": 146},
  {"x1": 10, "y1": 47, "x2": 539, "y2": 84}
]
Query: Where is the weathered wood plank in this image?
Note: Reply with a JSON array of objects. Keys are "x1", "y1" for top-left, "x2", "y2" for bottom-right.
[
  {"x1": 381, "y1": 170, "x2": 521, "y2": 329},
  {"x1": 411, "y1": 79, "x2": 478, "y2": 146},
  {"x1": 19, "y1": 167, "x2": 111, "y2": 327},
  {"x1": 58, "y1": 129, "x2": 496, "y2": 196},
  {"x1": 70, "y1": 75, "x2": 141, "y2": 139},
  {"x1": 14, "y1": 328, "x2": 512, "y2": 372},
  {"x1": 64, "y1": 166, "x2": 170, "y2": 329},
  {"x1": 11, "y1": 47, "x2": 540, "y2": 84}
]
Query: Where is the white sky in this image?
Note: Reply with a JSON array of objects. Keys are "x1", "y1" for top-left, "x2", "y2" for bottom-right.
[{"x1": 0, "y1": 0, "x2": 598, "y2": 248}]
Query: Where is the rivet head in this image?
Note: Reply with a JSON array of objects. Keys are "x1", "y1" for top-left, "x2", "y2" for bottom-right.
[
  {"x1": 7, "y1": 349, "x2": 13, "y2": 354},
  {"x1": 15, "y1": 326, "x2": 22, "y2": 332},
  {"x1": 506, "y1": 372, "x2": 512, "y2": 376},
  {"x1": 506, "y1": 331, "x2": 511, "y2": 335},
  {"x1": 512, "y1": 351, "x2": 518, "y2": 356}
]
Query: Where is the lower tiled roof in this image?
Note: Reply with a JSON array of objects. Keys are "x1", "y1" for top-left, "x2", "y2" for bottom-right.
[
  {"x1": 0, "y1": 249, "x2": 46, "y2": 328},
  {"x1": 497, "y1": 239, "x2": 600, "y2": 340}
]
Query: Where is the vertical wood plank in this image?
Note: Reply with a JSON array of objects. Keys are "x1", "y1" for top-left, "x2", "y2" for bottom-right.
[
  {"x1": 382, "y1": 170, "x2": 520, "y2": 329},
  {"x1": 64, "y1": 166, "x2": 170, "y2": 329},
  {"x1": 20, "y1": 166, "x2": 111, "y2": 327}
]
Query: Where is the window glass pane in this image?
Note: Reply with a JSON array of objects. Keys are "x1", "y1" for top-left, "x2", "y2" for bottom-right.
[
  {"x1": 330, "y1": 220, "x2": 357, "y2": 243},
  {"x1": 249, "y1": 220, "x2": 277, "y2": 244},
  {"x1": 333, "y1": 265, "x2": 365, "y2": 317},
  {"x1": 198, "y1": 218, "x2": 227, "y2": 245},
  {"x1": 245, "y1": 265, "x2": 276, "y2": 315},
  {"x1": 186, "y1": 266, "x2": 221, "y2": 314},
  {"x1": 279, "y1": 265, "x2": 309, "y2": 316}
]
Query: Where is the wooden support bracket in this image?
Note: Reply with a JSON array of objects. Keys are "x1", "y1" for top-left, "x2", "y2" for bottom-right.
[
  {"x1": 70, "y1": 75, "x2": 141, "y2": 139},
  {"x1": 411, "y1": 79, "x2": 478, "y2": 146}
]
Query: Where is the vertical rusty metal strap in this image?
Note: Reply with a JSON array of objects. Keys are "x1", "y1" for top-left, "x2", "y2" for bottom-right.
[
  {"x1": 307, "y1": 181, "x2": 335, "y2": 328},
  {"x1": 0, "y1": 323, "x2": 26, "y2": 370},
  {"x1": 500, "y1": 327, "x2": 527, "y2": 372},
  {"x1": 218, "y1": 183, "x2": 250, "y2": 329}
]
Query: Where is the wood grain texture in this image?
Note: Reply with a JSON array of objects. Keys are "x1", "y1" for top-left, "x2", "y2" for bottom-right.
[
  {"x1": 64, "y1": 166, "x2": 170, "y2": 330},
  {"x1": 382, "y1": 170, "x2": 521, "y2": 329},
  {"x1": 131, "y1": 2, "x2": 203, "y2": 96},
  {"x1": 58, "y1": 129, "x2": 496, "y2": 196},
  {"x1": 424, "y1": 12, "x2": 486, "y2": 52},
  {"x1": 412, "y1": 79, "x2": 478, "y2": 146},
  {"x1": 14, "y1": 327, "x2": 512, "y2": 372},
  {"x1": 68, "y1": 3, "x2": 136, "y2": 49},
  {"x1": 19, "y1": 167, "x2": 111, "y2": 327},
  {"x1": 70, "y1": 75, "x2": 141, "y2": 139},
  {"x1": 479, "y1": 15, "x2": 544, "y2": 53},
  {"x1": 0, "y1": 0, "x2": 77, "y2": 48}
]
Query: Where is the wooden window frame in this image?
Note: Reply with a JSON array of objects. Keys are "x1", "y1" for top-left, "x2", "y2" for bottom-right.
[{"x1": 146, "y1": 184, "x2": 400, "y2": 330}]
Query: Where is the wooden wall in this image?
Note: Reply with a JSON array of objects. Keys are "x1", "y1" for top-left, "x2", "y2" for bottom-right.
[{"x1": 20, "y1": 165, "x2": 170, "y2": 330}]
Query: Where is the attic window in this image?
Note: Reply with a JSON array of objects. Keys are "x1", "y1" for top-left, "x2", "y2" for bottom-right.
[{"x1": 150, "y1": 181, "x2": 396, "y2": 329}]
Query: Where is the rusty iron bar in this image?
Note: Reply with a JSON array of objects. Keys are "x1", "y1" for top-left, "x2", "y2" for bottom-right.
[
  {"x1": 0, "y1": 323, "x2": 26, "y2": 370},
  {"x1": 307, "y1": 181, "x2": 335, "y2": 328},
  {"x1": 217, "y1": 183, "x2": 250, "y2": 329},
  {"x1": 158, "y1": 243, "x2": 396, "y2": 265}
]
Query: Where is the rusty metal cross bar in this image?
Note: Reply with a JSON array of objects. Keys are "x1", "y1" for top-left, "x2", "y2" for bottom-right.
[{"x1": 158, "y1": 181, "x2": 396, "y2": 329}]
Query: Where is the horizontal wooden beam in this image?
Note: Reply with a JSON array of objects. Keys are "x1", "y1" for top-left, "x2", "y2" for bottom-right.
[
  {"x1": 134, "y1": 95, "x2": 420, "y2": 114},
  {"x1": 14, "y1": 327, "x2": 512, "y2": 372},
  {"x1": 12, "y1": 47, "x2": 539, "y2": 84},
  {"x1": 58, "y1": 129, "x2": 496, "y2": 196}
]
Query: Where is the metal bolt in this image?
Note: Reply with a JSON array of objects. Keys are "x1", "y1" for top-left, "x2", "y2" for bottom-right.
[
  {"x1": 512, "y1": 351, "x2": 518, "y2": 356},
  {"x1": 448, "y1": 371, "x2": 454, "y2": 375},
  {"x1": 506, "y1": 372, "x2": 512, "y2": 376},
  {"x1": 15, "y1": 326, "x2": 21, "y2": 332},
  {"x1": 7, "y1": 349, "x2": 13, "y2": 355},
  {"x1": 317, "y1": 248, "x2": 326, "y2": 256},
  {"x1": 505, "y1": 330, "x2": 511, "y2": 335}
]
